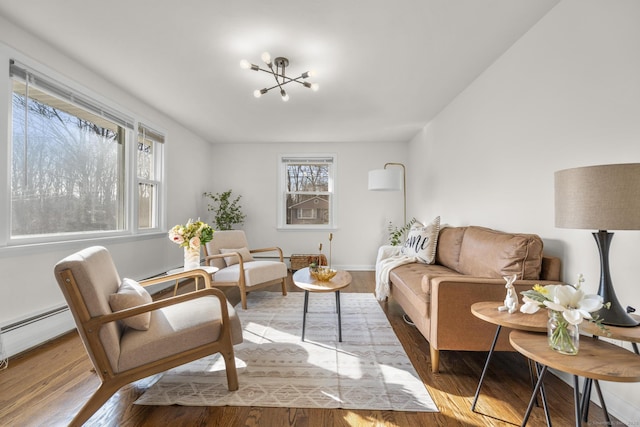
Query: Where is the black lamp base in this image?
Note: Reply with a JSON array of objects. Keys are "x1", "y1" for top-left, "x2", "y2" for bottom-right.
[{"x1": 593, "y1": 231, "x2": 639, "y2": 327}]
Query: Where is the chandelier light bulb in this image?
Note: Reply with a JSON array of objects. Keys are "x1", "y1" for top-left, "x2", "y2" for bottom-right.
[
  {"x1": 302, "y1": 70, "x2": 317, "y2": 78},
  {"x1": 239, "y1": 59, "x2": 251, "y2": 69},
  {"x1": 261, "y1": 51, "x2": 272, "y2": 64},
  {"x1": 310, "y1": 83, "x2": 319, "y2": 92},
  {"x1": 280, "y1": 89, "x2": 289, "y2": 102},
  {"x1": 254, "y1": 88, "x2": 267, "y2": 98}
]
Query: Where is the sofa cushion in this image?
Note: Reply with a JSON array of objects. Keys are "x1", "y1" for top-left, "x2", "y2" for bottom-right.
[
  {"x1": 420, "y1": 265, "x2": 463, "y2": 294},
  {"x1": 401, "y1": 216, "x2": 440, "y2": 263},
  {"x1": 457, "y1": 226, "x2": 544, "y2": 280},
  {"x1": 435, "y1": 226, "x2": 467, "y2": 271}
]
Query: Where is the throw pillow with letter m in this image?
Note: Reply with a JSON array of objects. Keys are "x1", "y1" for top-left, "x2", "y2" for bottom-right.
[{"x1": 401, "y1": 216, "x2": 440, "y2": 264}]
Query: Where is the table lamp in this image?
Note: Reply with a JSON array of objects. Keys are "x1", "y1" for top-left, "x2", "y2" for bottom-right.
[
  {"x1": 368, "y1": 162, "x2": 406, "y2": 226},
  {"x1": 555, "y1": 163, "x2": 640, "y2": 326}
]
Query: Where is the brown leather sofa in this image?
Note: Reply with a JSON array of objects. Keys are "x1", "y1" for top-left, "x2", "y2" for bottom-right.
[{"x1": 388, "y1": 225, "x2": 561, "y2": 373}]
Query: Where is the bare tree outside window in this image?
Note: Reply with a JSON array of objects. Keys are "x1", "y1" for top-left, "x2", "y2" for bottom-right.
[
  {"x1": 281, "y1": 156, "x2": 334, "y2": 227},
  {"x1": 10, "y1": 82, "x2": 125, "y2": 237}
]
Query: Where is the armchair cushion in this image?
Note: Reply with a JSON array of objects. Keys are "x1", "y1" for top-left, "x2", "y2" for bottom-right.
[
  {"x1": 118, "y1": 296, "x2": 242, "y2": 372},
  {"x1": 109, "y1": 278, "x2": 152, "y2": 330},
  {"x1": 214, "y1": 260, "x2": 288, "y2": 288},
  {"x1": 220, "y1": 247, "x2": 254, "y2": 266}
]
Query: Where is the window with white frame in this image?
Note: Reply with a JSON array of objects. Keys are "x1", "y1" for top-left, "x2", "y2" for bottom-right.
[
  {"x1": 279, "y1": 155, "x2": 336, "y2": 229},
  {"x1": 137, "y1": 124, "x2": 164, "y2": 230},
  {"x1": 8, "y1": 59, "x2": 164, "y2": 242}
]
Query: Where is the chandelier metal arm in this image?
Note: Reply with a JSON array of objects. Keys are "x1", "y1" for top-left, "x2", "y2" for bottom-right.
[
  {"x1": 253, "y1": 67, "x2": 312, "y2": 93},
  {"x1": 241, "y1": 53, "x2": 317, "y2": 99}
]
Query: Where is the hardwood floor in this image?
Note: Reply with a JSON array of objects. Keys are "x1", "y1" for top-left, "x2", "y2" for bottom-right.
[{"x1": 0, "y1": 271, "x2": 621, "y2": 426}]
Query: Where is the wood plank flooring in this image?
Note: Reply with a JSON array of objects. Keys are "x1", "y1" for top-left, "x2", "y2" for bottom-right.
[{"x1": 0, "y1": 271, "x2": 622, "y2": 426}]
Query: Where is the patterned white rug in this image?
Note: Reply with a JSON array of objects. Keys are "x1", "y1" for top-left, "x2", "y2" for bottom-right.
[{"x1": 135, "y1": 291, "x2": 437, "y2": 412}]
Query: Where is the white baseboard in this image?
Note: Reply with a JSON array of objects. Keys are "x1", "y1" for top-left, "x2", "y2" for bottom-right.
[{"x1": 1, "y1": 308, "x2": 75, "y2": 358}]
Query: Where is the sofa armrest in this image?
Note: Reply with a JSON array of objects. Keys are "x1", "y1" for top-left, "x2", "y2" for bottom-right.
[{"x1": 427, "y1": 276, "x2": 557, "y2": 352}]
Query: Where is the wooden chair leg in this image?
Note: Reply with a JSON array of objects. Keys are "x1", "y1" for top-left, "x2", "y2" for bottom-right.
[
  {"x1": 430, "y1": 346, "x2": 440, "y2": 373},
  {"x1": 222, "y1": 348, "x2": 239, "y2": 391},
  {"x1": 68, "y1": 381, "x2": 122, "y2": 427},
  {"x1": 281, "y1": 277, "x2": 288, "y2": 296},
  {"x1": 240, "y1": 291, "x2": 248, "y2": 310}
]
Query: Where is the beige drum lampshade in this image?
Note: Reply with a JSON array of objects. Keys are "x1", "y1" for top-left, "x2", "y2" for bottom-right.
[{"x1": 555, "y1": 163, "x2": 640, "y2": 231}]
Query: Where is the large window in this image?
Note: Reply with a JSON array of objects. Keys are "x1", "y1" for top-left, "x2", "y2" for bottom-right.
[
  {"x1": 8, "y1": 60, "x2": 164, "y2": 243},
  {"x1": 278, "y1": 155, "x2": 336, "y2": 229}
]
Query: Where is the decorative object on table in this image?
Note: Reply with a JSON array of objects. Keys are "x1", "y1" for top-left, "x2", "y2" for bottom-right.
[
  {"x1": 520, "y1": 275, "x2": 609, "y2": 355},
  {"x1": 203, "y1": 190, "x2": 246, "y2": 230},
  {"x1": 368, "y1": 162, "x2": 407, "y2": 226},
  {"x1": 388, "y1": 217, "x2": 417, "y2": 246},
  {"x1": 498, "y1": 274, "x2": 518, "y2": 313},
  {"x1": 239, "y1": 52, "x2": 319, "y2": 101},
  {"x1": 168, "y1": 219, "x2": 214, "y2": 270},
  {"x1": 309, "y1": 234, "x2": 337, "y2": 281},
  {"x1": 555, "y1": 163, "x2": 640, "y2": 326}
]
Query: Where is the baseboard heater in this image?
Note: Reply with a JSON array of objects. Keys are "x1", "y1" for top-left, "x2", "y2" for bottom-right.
[
  {"x1": 1, "y1": 305, "x2": 69, "y2": 334},
  {"x1": 1, "y1": 305, "x2": 74, "y2": 359}
]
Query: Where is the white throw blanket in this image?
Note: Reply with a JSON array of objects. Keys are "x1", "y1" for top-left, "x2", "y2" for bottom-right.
[{"x1": 375, "y1": 245, "x2": 417, "y2": 301}]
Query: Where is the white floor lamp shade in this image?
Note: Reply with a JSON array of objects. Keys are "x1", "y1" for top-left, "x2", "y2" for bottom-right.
[
  {"x1": 368, "y1": 163, "x2": 406, "y2": 226},
  {"x1": 368, "y1": 168, "x2": 403, "y2": 191}
]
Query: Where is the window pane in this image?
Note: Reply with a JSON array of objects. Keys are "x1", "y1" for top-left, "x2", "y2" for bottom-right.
[
  {"x1": 286, "y1": 164, "x2": 329, "y2": 192},
  {"x1": 286, "y1": 194, "x2": 330, "y2": 225},
  {"x1": 10, "y1": 81, "x2": 125, "y2": 237},
  {"x1": 137, "y1": 132, "x2": 155, "y2": 180},
  {"x1": 138, "y1": 183, "x2": 156, "y2": 229}
]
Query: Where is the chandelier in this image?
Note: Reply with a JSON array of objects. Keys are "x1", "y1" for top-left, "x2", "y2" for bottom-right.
[{"x1": 240, "y1": 52, "x2": 318, "y2": 101}]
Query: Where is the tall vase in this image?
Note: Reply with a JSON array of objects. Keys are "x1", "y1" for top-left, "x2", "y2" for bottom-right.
[
  {"x1": 547, "y1": 310, "x2": 579, "y2": 355},
  {"x1": 183, "y1": 246, "x2": 201, "y2": 270}
]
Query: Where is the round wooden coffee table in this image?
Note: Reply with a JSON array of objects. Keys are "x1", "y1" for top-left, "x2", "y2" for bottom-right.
[{"x1": 292, "y1": 267, "x2": 352, "y2": 342}]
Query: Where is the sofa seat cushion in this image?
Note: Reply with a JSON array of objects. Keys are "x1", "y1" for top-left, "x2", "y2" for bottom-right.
[
  {"x1": 457, "y1": 226, "x2": 544, "y2": 280},
  {"x1": 389, "y1": 263, "x2": 459, "y2": 318},
  {"x1": 419, "y1": 265, "x2": 463, "y2": 294},
  {"x1": 118, "y1": 296, "x2": 242, "y2": 373}
]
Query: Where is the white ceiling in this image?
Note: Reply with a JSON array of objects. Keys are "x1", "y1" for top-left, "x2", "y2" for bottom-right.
[{"x1": 0, "y1": 0, "x2": 559, "y2": 144}]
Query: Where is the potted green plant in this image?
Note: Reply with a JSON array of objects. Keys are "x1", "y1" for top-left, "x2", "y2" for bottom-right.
[
  {"x1": 388, "y1": 217, "x2": 416, "y2": 246},
  {"x1": 203, "y1": 190, "x2": 246, "y2": 230}
]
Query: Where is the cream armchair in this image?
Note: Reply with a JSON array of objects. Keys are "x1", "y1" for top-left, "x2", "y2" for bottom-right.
[
  {"x1": 204, "y1": 230, "x2": 288, "y2": 309},
  {"x1": 54, "y1": 246, "x2": 242, "y2": 427}
]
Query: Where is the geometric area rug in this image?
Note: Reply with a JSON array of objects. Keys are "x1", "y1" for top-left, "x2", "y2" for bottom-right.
[{"x1": 135, "y1": 291, "x2": 438, "y2": 412}]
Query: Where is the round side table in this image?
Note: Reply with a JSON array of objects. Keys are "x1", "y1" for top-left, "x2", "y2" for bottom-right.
[
  {"x1": 510, "y1": 330, "x2": 640, "y2": 427},
  {"x1": 292, "y1": 267, "x2": 352, "y2": 342}
]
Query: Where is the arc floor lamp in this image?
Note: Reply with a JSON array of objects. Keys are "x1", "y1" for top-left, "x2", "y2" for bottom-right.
[
  {"x1": 555, "y1": 163, "x2": 640, "y2": 327},
  {"x1": 368, "y1": 162, "x2": 406, "y2": 226}
]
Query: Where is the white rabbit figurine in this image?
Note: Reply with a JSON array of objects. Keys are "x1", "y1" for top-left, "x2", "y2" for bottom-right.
[{"x1": 498, "y1": 274, "x2": 518, "y2": 313}]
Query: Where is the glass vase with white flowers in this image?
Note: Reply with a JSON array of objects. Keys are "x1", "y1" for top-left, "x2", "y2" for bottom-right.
[
  {"x1": 168, "y1": 219, "x2": 214, "y2": 270},
  {"x1": 520, "y1": 275, "x2": 609, "y2": 355}
]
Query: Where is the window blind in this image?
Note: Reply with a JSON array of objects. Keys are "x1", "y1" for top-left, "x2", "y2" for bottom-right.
[{"x1": 9, "y1": 59, "x2": 135, "y2": 130}]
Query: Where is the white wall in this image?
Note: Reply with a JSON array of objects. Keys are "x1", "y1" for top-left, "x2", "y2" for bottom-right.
[
  {"x1": 408, "y1": 0, "x2": 640, "y2": 423},
  {"x1": 208, "y1": 141, "x2": 407, "y2": 270},
  {"x1": 0, "y1": 16, "x2": 214, "y2": 355}
]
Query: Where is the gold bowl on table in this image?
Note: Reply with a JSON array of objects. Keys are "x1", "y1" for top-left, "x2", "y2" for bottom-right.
[{"x1": 309, "y1": 267, "x2": 337, "y2": 281}]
